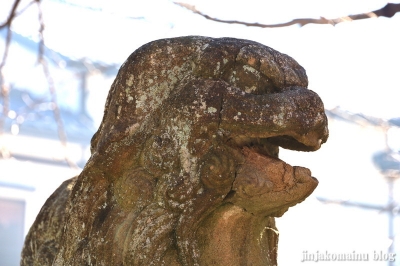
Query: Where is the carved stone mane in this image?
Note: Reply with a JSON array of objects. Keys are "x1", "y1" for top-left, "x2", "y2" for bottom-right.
[{"x1": 21, "y1": 36, "x2": 328, "y2": 265}]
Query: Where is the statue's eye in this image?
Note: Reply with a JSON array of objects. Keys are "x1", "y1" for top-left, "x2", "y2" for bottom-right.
[
  {"x1": 154, "y1": 133, "x2": 171, "y2": 147},
  {"x1": 155, "y1": 136, "x2": 163, "y2": 146}
]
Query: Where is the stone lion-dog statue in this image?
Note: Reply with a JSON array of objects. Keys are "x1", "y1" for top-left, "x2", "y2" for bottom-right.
[{"x1": 21, "y1": 36, "x2": 328, "y2": 266}]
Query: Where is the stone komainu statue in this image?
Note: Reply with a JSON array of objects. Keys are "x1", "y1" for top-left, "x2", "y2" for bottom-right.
[{"x1": 21, "y1": 36, "x2": 328, "y2": 265}]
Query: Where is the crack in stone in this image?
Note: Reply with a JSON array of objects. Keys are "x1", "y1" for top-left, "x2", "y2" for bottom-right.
[{"x1": 21, "y1": 36, "x2": 327, "y2": 266}]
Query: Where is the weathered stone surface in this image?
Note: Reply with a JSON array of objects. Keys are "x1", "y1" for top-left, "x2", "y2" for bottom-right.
[{"x1": 21, "y1": 36, "x2": 328, "y2": 265}]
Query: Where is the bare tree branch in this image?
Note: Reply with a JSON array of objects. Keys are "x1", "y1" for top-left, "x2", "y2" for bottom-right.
[
  {"x1": 325, "y1": 107, "x2": 388, "y2": 128},
  {"x1": 1, "y1": 0, "x2": 38, "y2": 156},
  {"x1": 1, "y1": 0, "x2": 78, "y2": 167},
  {"x1": 36, "y1": 1, "x2": 78, "y2": 169},
  {"x1": 0, "y1": 0, "x2": 17, "y2": 158},
  {"x1": 174, "y1": 2, "x2": 400, "y2": 28},
  {"x1": 15, "y1": 0, "x2": 38, "y2": 20},
  {"x1": 0, "y1": 0, "x2": 37, "y2": 29},
  {"x1": 0, "y1": 0, "x2": 22, "y2": 29}
]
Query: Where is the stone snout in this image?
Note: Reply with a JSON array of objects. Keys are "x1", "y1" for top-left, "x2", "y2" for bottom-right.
[
  {"x1": 220, "y1": 86, "x2": 329, "y2": 153},
  {"x1": 192, "y1": 76, "x2": 324, "y2": 265},
  {"x1": 228, "y1": 147, "x2": 318, "y2": 217},
  {"x1": 194, "y1": 147, "x2": 318, "y2": 265}
]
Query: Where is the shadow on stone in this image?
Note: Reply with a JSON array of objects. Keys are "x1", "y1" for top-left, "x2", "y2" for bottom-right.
[{"x1": 21, "y1": 36, "x2": 328, "y2": 266}]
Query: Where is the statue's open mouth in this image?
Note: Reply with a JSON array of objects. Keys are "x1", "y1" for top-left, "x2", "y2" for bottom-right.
[
  {"x1": 218, "y1": 85, "x2": 329, "y2": 217},
  {"x1": 223, "y1": 136, "x2": 320, "y2": 217},
  {"x1": 21, "y1": 36, "x2": 330, "y2": 266}
]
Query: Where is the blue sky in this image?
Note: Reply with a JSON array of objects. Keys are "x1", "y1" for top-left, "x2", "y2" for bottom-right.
[
  {"x1": 1, "y1": 1, "x2": 399, "y2": 264},
  {"x1": 2, "y1": 0, "x2": 399, "y2": 120}
]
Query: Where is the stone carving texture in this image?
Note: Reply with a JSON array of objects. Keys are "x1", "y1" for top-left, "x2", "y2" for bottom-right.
[{"x1": 21, "y1": 36, "x2": 328, "y2": 265}]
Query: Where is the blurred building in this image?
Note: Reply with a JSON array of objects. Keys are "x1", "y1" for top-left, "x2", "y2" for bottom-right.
[
  {"x1": 1, "y1": 0, "x2": 399, "y2": 265},
  {"x1": 0, "y1": 13, "x2": 117, "y2": 265}
]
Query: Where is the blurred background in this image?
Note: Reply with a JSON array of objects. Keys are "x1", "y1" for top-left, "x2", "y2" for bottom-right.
[{"x1": 0, "y1": 0, "x2": 399, "y2": 265}]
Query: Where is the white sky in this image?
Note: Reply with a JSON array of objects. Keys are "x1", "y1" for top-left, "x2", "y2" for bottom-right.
[
  {"x1": 2, "y1": 0, "x2": 399, "y2": 120},
  {"x1": 1, "y1": 1, "x2": 400, "y2": 265}
]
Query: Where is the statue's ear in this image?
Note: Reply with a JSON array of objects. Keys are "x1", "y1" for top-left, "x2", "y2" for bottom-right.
[{"x1": 114, "y1": 168, "x2": 156, "y2": 212}]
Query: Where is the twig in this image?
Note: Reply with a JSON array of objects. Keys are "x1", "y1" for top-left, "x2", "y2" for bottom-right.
[
  {"x1": 36, "y1": 1, "x2": 78, "y2": 169},
  {"x1": 0, "y1": 0, "x2": 37, "y2": 29},
  {"x1": 174, "y1": 2, "x2": 400, "y2": 28},
  {"x1": 0, "y1": 28, "x2": 12, "y2": 135},
  {"x1": 0, "y1": 0, "x2": 79, "y2": 167},
  {"x1": 325, "y1": 107, "x2": 387, "y2": 128},
  {"x1": 15, "y1": 0, "x2": 38, "y2": 19},
  {"x1": 0, "y1": 0, "x2": 18, "y2": 158},
  {"x1": 1, "y1": 0, "x2": 37, "y2": 142},
  {"x1": 0, "y1": 0, "x2": 22, "y2": 29}
]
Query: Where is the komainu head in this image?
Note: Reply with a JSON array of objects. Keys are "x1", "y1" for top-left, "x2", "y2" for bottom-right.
[{"x1": 22, "y1": 36, "x2": 328, "y2": 266}]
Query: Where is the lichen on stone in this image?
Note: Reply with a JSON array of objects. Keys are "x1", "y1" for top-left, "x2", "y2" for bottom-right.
[{"x1": 21, "y1": 36, "x2": 328, "y2": 266}]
